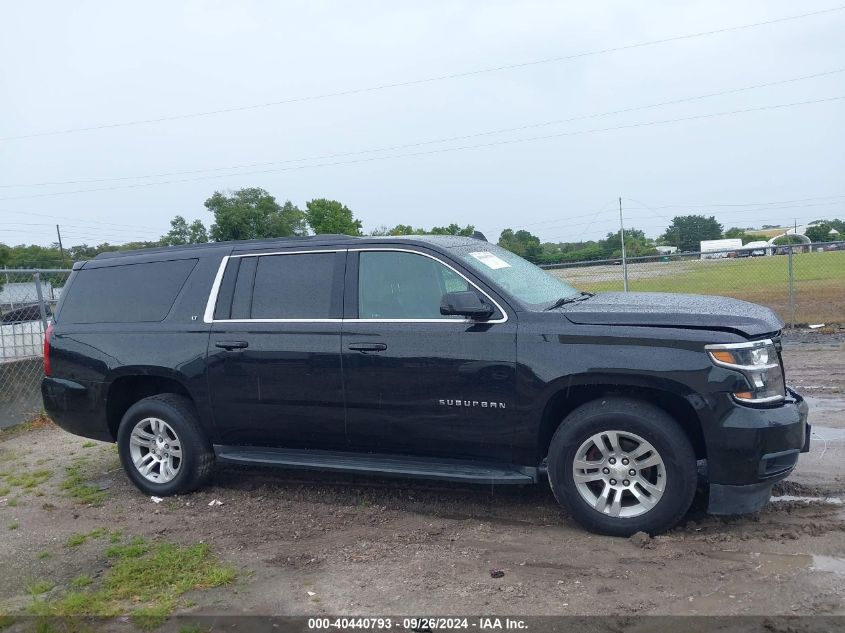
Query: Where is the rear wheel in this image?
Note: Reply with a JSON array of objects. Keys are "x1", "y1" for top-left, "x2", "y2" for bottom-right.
[
  {"x1": 547, "y1": 397, "x2": 697, "y2": 536},
  {"x1": 117, "y1": 394, "x2": 214, "y2": 496}
]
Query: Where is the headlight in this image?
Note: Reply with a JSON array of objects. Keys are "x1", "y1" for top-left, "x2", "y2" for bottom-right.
[{"x1": 705, "y1": 339, "x2": 785, "y2": 404}]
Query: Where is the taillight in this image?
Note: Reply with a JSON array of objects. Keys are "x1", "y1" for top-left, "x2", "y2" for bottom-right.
[{"x1": 43, "y1": 323, "x2": 53, "y2": 377}]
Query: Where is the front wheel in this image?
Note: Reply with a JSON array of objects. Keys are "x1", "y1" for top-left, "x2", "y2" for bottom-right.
[
  {"x1": 547, "y1": 397, "x2": 697, "y2": 536},
  {"x1": 117, "y1": 394, "x2": 215, "y2": 496}
]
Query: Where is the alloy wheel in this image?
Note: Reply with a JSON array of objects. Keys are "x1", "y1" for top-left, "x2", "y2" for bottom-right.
[
  {"x1": 128, "y1": 417, "x2": 182, "y2": 484},
  {"x1": 572, "y1": 430, "x2": 666, "y2": 518}
]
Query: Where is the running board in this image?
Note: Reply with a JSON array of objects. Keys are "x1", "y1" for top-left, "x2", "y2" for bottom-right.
[{"x1": 213, "y1": 445, "x2": 537, "y2": 485}]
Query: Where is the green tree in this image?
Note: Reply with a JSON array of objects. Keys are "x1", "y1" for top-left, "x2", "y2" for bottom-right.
[
  {"x1": 304, "y1": 199, "x2": 362, "y2": 236},
  {"x1": 661, "y1": 215, "x2": 723, "y2": 252},
  {"x1": 2, "y1": 244, "x2": 64, "y2": 268},
  {"x1": 601, "y1": 228, "x2": 656, "y2": 258},
  {"x1": 772, "y1": 234, "x2": 805, "y2": 245},
  {"x1": 370, "y1": 224, "x2": 425, "y2": 236},
  {"x1": 206, "y1": 188, "x2": 307, "y2": 241},
  {"x1": 805, "y1": 223, "x2": 838, "y2": 243},
  {"x1": 497, "y1": 229, "x2": 542, "y2": 261},
  {"x1": 724, "y1": 227, "x2": 753, "y2": 244},
  {"x1": 162, "y1": 216, "x2": 209, "y2": 246},
  {"x1": 430, "y1": 223, "x2": 475, "y2": 236}
]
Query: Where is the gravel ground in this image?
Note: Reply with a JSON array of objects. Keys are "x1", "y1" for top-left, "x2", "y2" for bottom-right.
[{"x1": 1, "y1": 334, "x2": 844, "y2": 619}]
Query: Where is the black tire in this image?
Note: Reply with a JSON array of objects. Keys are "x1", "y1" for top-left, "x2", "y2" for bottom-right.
[
  {"x1": 117, "y1": 393, "x2": 215, "y2": 496},
  {"x1": 547, "y1": 397, "x2": 697, "y2": 536}
]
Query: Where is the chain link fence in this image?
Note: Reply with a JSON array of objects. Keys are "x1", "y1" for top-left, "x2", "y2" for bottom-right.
[
  {"x1": 543, "y1": 241, "x2": 845, "y2": 327},
  {"x1": 1, "y1": 268, "x2": 71, "y2": 429}
]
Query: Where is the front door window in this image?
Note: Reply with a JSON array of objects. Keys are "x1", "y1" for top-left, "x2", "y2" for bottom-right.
[{"x1": 358, "y1": 251, "x2": 470, "y2": 319}]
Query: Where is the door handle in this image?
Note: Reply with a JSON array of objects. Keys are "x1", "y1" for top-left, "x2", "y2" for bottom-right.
[
  {"x1": 215, "y1": 340, "x2": 249, "y2": 350},
  {"x1": 348, "y1": 342, "x2": 387, "y2": 352}
]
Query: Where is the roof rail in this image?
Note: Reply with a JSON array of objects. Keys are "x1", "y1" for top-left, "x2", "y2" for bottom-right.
[{"x1": 93, "y1": 234, "x2": 359, "y2": 260}]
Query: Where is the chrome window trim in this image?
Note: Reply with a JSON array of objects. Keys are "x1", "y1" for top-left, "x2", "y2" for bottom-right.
[
  {"x1": 203, "y1": 246, "x2": 509, "y2": 325},
  {"x1": 203, "y1": 255, "x2": 230, "y2": 324}
]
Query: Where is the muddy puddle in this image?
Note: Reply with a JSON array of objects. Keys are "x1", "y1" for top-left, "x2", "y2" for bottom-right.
[
  {"x1": 771, "y1": 494, "x2": 843, "y2": 504},
  {"x1": 707, "y1": 550, "x2": 845, "y2": 576},
  {"x1": 812, "y1": 425, "x2": 845, "y2": 440}
]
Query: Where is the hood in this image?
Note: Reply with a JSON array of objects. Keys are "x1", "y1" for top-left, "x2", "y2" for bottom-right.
[{"x1": 561, "y1": 292, "x2": 783, "y2": 338}]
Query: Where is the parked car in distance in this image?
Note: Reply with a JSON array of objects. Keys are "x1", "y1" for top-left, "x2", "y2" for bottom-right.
[
  {"x1": 1, "y1": 302, "x2": 51, "y2": 325},
  {"x1": 42, "y1": 235, "x2": 810, "y2": 536}
]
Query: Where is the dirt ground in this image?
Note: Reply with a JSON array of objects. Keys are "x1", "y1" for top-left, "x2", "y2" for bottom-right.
[{"x1": 1, "y1": 332, "x2": 844, "y2": 620}]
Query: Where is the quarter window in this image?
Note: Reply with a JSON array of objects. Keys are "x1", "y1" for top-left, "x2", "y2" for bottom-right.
[
  {"x1": 358, "y1": 251, "x2": 471, "y2": 319},
  {"x1": 60, "y1": 259, "x2": 197, "y2": 324}
]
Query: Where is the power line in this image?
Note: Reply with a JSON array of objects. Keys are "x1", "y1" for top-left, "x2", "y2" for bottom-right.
[
  {"x1": 622, "y1": 194, "x2": 845, "y2": 209},
  {"x1": 624, "y1": 199, "x2": 844, "y2": 217},
  {"x1": 521, "y1": 207, "x2": 618, "y2": 228},
  {"x1": 2, "y1": 5, "x2": 843, "y2": 142},
  {"x1": 0, "y1": 220, "x2": 162, "y2": 235},
  {"x1": 0, "y1": 207, "x2": 167, "y2": 233},
  {"x1": 5, "y1": 67, "x2": 842, "y2": 190},
  {"x1": 1, "y1": 95, "x2": 841, "y2": 203}
]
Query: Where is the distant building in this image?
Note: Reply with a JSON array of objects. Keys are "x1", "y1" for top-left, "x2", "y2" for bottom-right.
[
  {"x1": 739, "y1": 240, "x2": 771, "y2": 256},
  {"x1": 700, "y1": 239, "x2": 743, "y2": 259},
  {"x1": 655, "y1": 246, "x2": 678, "y2": 255}
]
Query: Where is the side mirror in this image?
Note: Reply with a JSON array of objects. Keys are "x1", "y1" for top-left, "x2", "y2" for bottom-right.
[{"x1": 440, "y1": 291, "x2": 494, "y2": 320}]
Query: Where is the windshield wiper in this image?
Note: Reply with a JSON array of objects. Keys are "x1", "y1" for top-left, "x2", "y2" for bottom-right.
[{"x1": 544, "y1": 291, "x2": 595, "y2": 311}]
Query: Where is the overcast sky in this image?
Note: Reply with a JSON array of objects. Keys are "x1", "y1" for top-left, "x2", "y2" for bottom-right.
[{"x1": 1, "y1": 0, "x2": 843, "y2": 248}]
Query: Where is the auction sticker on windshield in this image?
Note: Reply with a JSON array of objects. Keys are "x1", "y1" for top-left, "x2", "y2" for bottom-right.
[{"x1": 468, "y1": 251, "x2": 511, "y2": 269}]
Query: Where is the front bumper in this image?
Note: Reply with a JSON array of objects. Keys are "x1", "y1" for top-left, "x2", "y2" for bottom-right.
[{"x1": 706, "y1": 387, "x2": 809, "y2": 515}]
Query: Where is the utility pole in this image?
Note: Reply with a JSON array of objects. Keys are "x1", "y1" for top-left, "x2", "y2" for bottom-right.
[
  {"x1": 619, "y1": 197, "x2": 629, "y2": 292},
  {"x1": 56, "y1": 224, "x2": 66, "y2": 266}
]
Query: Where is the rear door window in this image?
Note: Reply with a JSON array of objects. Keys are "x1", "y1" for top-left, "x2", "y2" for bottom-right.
[
  {"x1": 221, "y1": 251, "x2": 341, "y2": 320},
  {"x1": 60, "y1": 259, "x2": 197, "y2": 324}
]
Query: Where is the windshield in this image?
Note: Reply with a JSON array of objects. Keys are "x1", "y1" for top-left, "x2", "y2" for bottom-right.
[{"x1": 453, "y1": 243, "x2": 578, "y2": 310}]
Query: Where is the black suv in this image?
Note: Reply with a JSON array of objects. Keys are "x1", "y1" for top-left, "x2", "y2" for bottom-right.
[{"x1": 42, "y1": 235, "x2": 809, "y2": 535}]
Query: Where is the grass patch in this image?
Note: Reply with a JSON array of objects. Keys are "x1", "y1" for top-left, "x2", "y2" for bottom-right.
[
  {"x1": 7, "y1": 497, "x2": 19, "y2": 508},
  {"x1": 3, "y1": 469, "x2": 53, "y2": 490},
  {"x1": 7, "y1": 523, "x2": 18, "y2": 530},
  {"x1": 60, "y1": 458, "x2": 106, "y2": 506},
  {"x1": 70, "y1": 575, "x2": 93, "y2": 589},
  {"x1": 555, "y1": 250, "x2": 845, "y2": 324},
  {"x1": 0, "y1": 414, "x2": 55, "y2": 441},
  {"x1": 106, "y1": 536, "x2": 148, "y2": 559},
  {"x1": 28, "y1": 541, "x2": 236, "y2": 626},
  {"x1": 81, "y1": 441, "x2": 97, "y2": 448},
  {"x1": 26, "y1": 580, "x2": 54, "y2": 596},
  {"x1": 66, "y1": 528, "x2": 109, "y2": 548},
  {"x1": 0, "y1": 486, "x2": 9, "y2": 497},
  {"x1": 37, "y1": 551, "x2": 51, "y2": 560}
]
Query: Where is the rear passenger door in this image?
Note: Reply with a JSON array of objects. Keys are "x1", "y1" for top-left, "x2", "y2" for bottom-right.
[{"x1": 205, "y1": 248, "x2": 347, "y2": 449}]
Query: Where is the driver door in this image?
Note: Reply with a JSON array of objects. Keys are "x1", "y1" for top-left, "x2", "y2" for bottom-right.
[{"x1": 341, "y1": 248, "x2": 518, "y2": 461}]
